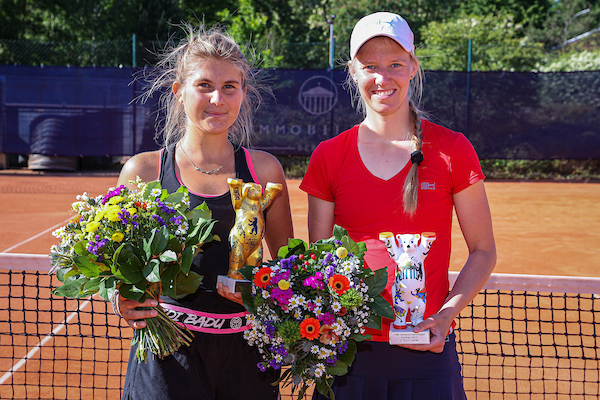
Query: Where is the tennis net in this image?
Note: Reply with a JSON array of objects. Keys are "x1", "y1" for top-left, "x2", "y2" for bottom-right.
[{"x1": 1, "y1": 254, "x2": 599, "y2": 399}]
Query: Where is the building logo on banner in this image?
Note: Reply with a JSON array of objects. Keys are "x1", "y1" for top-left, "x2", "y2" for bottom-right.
[{"x1": 298, "y1": 76, "x2": 338, "y2": 115}]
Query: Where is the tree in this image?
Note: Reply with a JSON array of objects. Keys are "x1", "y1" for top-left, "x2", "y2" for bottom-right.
[{"x1": 419, "y1": 13, "x2": 544, "y2": 71}]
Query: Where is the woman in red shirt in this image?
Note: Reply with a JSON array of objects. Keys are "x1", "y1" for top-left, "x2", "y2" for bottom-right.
[{"x1": 301, "y1": 12, "x2": 496, "y2": 399}]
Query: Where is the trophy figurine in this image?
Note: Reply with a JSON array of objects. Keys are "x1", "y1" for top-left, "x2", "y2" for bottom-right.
[
  {"x1": 217, "y1": 178, "x2": 282, "y2": 293},
  {"x1": 379, "y1": 231, "x2": 436, "y2": 345}
]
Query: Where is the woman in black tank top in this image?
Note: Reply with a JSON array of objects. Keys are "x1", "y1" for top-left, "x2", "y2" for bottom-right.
[{"x1": 114, "y1": 22, "x2": 293, "y2": 400}]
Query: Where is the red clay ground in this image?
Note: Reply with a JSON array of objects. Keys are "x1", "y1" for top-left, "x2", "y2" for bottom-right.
[
  {"x1": 1, "y1": 171, "x2": 599, "y2": 400},
  {"x1": 1, "y1": 172, "x2": 599, "y2": 277}
]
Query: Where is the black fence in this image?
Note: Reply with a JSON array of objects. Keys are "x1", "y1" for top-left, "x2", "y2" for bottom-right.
[{"x1": 1, "y1": 65, "x2": 599, "y2": 160}]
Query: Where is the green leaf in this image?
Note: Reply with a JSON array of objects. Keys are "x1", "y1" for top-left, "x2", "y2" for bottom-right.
[
  {"x1": 164, "y1": 191, "x2": 185, "y2": 205},
  {"x1": 56, "y1": 266, "x2": 76, "y2": 282},
  {"x1": 371, "y1": 294, "x2": 395, "y2": 320},
  {"x1": 141, "y1": 180, "x2": 161, "y2": 201},
  {"x1": 159, "y1": 250, "x2": 178, "y2": 263},
  {"x1": 51, "y1": 277, "x2": 89, "y2": 298},
  {"x1": 175, "y1": 271, "x2": 203, "y2": 299},
  {"x1": 351, "y1": 333, "x2": 372, "y2": 342},
  {"x1": 167, "y1": 234, "x2": 183, "y2": 254},
  {"x1": 332, "y1": 225, "x2": 348, "y2": 239},
  {"x1": 150, "y1": 226, "x2": 169, "y2": 256},
  {"x1": 82, "y1": 276, "x2": 102, "y2": 295},
  {"x1": 278, "y1": 238, "x2": 307, "y2": 258},
  {"x1": 186, "y1": 202, "x2": 213, "y2": 225},
  {"x1": 241, "y1": 287, "x2": 257, "y2": 315},
  {"x1": 326, "y1": 360, "x2": 348, "y2": 376},
  {"x1": 119, "y1": 283, "x2": 145, "y2": 302},
  {"x1": 238, "y1": 265, "x2": 254, "y2": 281},
  {"x1": 365, "y1": 312, "x2": 383, "y2": 330},
  {"x1": 73, "y1": 255, "x2": 100, "y2": 278},
  {"x1": 316, "y1": 376, "x2": 336, "y2": 399},
  {"x1": 365, "y1": 267, "x2": 388, "y2": 297},
  {"x1": 74, "y1": 241, "x2": 87, "y2": 256},
  {"x1": 180, "y1": 246, "x2": 194, "y2": 275},
  {"x1": 143, "y1": 234, "x2": 153, "y2": 261},
  {"x1": 116, "y1": 244, "x2": 145, "y2": 284},
  {"x1": 98, "y1": 276, "x2": 117, "y2": 302},
  {"x1": 337, "y1": 342, "x2": 356, "y2": 365},
  {"x1": 143, "y1": 259, "x2": 161, "y2": 283},
  {"x1": 161, "y1": 263, "x2": 180, "y2": 298}
]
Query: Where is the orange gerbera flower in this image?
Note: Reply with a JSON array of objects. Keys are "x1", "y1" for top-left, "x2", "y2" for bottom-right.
[
  {"x1": 328, "y1": 274, "x2": 350, "y2": 296},
  {"x1": 299, "y1": 318, "x2": 321, "y2": 340},
  {"x1": 254, "y1": 267, "x2": 272, "y2": 288}
]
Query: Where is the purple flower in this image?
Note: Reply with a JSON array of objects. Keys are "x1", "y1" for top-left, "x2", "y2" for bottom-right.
[
  {"x1": 271, "y1": 287, "x2": 293, "y2": 305},
  {"x1": 264, "y1": 321, "x2": 276, "y2": 338},
  {"x1": 302, "y1": 275, "x2": 325, "y2": 290},
  {"x1": 156, "y1": 200, "x2": 176, "y2": 215},
  {"x1": 336, "y1": 340, "x2": 349, "y2": 355},
  {"x1": 271, "y1": 270, "x2": 290, "y2": 285},
  {"x1": 269, "y1": 358, "x2": 281, "y2": 370},
  {"x1": 101, "y1": 185, "x2": 125, "y2": 205},
  {"x1": 257, "y1": 362, "x2": 266, "y2": 372},
  {"x1": 152, "y1": 214, "x2": 166, "y2": 226},
  {"x1": 317, "y1": 312, "x2": 335, "y2": 326},
  {"x1": 170, "y1": 215, "x2": 183, "y2": 225},
  {"x1": 324, "y1": 265, "x2": 335, "y2": 281},
  {"x1": 280, "y1": 255, "x2": 298, "y2": 269},
  {"x1": 268, "y1": 344, "x2": 288, "y2": 357},
  {"x1": 325, "y1": 354, "x2": 337, "y2": 366}
]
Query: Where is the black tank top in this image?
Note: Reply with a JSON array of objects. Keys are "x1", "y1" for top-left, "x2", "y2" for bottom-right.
[{"x1": 159, "y1": 143, "x2": 257, "y2": 313}]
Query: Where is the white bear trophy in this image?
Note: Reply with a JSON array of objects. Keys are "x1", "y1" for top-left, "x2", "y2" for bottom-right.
[{"x1": 379, "y1": 231, "x2": 436, "y2": 345}]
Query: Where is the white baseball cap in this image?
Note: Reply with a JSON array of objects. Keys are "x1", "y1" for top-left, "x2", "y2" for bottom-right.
[{"x1": 350, "y1": 12, "x2": 414, "y2": 59}]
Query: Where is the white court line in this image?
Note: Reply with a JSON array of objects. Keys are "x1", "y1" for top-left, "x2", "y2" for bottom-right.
[
  {"x1": 0, "y1": 216, "x2": 87, "y2": 385},
  {"x1": 0, "y1": 299, "x2": 92, "y2": 385},
  {"x1": 1, "y1": 218, "x2": 71, "y2": 253}
]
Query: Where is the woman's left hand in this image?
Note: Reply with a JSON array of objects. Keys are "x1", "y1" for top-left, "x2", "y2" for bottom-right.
[
  {"x1": 398, "y1": 311, "x2": 454, "y2": 353},
  {"x1": 217, "y1": 282, "x2": 244, "y2": 305}
]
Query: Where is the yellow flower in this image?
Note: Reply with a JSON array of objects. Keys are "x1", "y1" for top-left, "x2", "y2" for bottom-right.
[
  {"x1": 278, "y1": 279, "x2": 290, "y2": 290},
  {"x1": 111, "y1": 232, "x2": 124, "y2": 242},
  {"x1": 94, "y1": 210, "x2": 105, "y2": 222},
  {"x1": 336, "y1": 247, "x2": 348, "y2": 258},
  {"x1": 107, "y1": 209, "x2": 121, "y2": 222},
  {"x1": 107, "y1": 196, "x2": 124, "y2": 205},
  {"x1": 85, "y1": 221, "x2": 100, "y2": 232},
  {"x1": 126, "y1": 207, "x2": 137, "y2": 216}
]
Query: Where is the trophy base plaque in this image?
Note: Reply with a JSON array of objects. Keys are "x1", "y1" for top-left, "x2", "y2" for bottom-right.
[
  {"x1": 389, "y1": 325, "x2": 430, "y2": 345},
  {"x1": 217, "y1": 275, "x2": 251, "y2": 293}
]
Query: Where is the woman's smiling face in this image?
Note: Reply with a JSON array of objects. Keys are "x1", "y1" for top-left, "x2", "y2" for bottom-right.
[{"x1": 351, "y1": 36, "x2": 416, "y2": 118}]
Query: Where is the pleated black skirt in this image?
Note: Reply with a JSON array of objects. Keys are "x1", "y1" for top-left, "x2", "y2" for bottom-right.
[{"x1": 313, "y1": 333, "x2": 466, "y2": 400}]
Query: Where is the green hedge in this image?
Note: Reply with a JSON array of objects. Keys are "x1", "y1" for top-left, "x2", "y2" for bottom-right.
[{"x1": 277, "y1": 156, "x2": 600, "y2": 182}]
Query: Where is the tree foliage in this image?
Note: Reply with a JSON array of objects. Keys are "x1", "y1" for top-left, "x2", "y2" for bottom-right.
[
  {"x1": 419, "y1": 13, "x2": 544, "y2": 71},
  {"x1": 0, "y1": 0, "x2": 599, "y2": 70}
]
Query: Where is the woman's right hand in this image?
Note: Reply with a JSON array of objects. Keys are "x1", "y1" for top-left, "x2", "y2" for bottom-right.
[{"x1": 119, "y1": 296, "x2": 159, "y2": 330}]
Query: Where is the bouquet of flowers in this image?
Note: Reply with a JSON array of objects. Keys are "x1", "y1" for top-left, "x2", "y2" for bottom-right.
[
  {"x1": 49, "y1": 179, "x2": 218, "y2": 362},
  {"x1": 239, "y1": 226, "x2": 394, "y2": 399}
]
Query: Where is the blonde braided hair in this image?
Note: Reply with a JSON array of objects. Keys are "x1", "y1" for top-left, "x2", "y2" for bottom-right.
[{"x1": 403, "y1": 100, "x2": 424, "y2": 216}]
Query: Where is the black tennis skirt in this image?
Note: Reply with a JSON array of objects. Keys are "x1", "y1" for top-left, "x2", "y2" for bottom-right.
[{"x1": 312, "y1": 333, "x2": 466, "y2": 400}]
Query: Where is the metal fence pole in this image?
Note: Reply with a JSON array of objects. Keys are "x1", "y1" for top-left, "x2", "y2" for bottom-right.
[
  {"x1": 132, "y1": 33, "x2": 137, "y2": 68},
  {"x1": 466, "y1": 39, "x2": 472, "y2": 136}
]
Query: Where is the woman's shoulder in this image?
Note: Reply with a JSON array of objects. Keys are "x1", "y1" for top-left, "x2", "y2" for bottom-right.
[
  {"x1": 422, "y1": 119, "x2": 470, "y2": 147},
  {"x1": 317, "y1": 125, "x2": 359, "y2": 150},
  {"x1": 117, "y1": 150, "x2": 162, "y2": 187},
  {"x1": 245, "y1": 148, "x2": 286, "y2": 184}
]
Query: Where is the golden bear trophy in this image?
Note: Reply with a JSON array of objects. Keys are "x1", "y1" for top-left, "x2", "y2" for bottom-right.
[{"x1": 217, "y1": 178, "x2": 282, "y2": 292}]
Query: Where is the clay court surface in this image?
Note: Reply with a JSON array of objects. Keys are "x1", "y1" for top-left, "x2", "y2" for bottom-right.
[
  {"x1": 1, "y1": 172, "x2": 600, "y2": 400},
  {"x1": 1, "y1": 172, "x2": 599, "y2": 277}
]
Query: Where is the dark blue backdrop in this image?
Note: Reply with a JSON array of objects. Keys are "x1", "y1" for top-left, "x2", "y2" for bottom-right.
[{"x1": 1, "y1": 65, "x2": 598, "y2": 159}]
